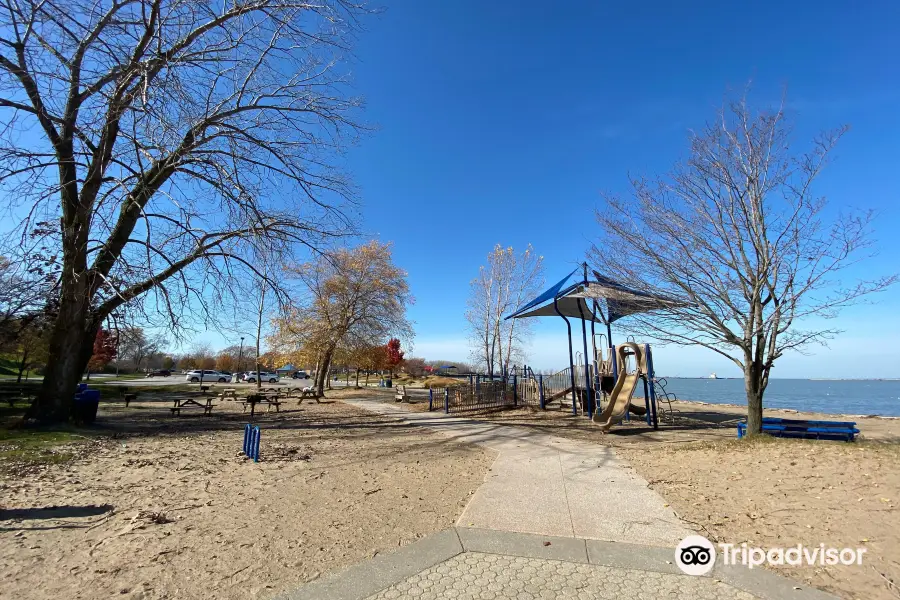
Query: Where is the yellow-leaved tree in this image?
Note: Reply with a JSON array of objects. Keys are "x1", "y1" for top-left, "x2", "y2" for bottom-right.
[{"x1": 271, "y1": 241, "x2": 413, "y2": 395}]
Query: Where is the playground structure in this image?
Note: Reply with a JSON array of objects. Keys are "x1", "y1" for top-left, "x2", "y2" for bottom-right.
[{"x1": 502, "y1": 263, "x2": 679, "y2": 431}]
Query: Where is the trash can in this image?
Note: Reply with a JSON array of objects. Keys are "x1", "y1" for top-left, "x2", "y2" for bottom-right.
[
  {"x1": 72, "y1": 389, "x2": 101, "y2": 424},
  {"x1": 385, "y1": 379, "x2": 393, "y2": 388}
]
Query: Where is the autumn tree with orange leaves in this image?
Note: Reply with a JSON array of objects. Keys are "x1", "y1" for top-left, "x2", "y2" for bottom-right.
[{"x1": 271, "y1": 242, "x2": 413, "y2": 395}]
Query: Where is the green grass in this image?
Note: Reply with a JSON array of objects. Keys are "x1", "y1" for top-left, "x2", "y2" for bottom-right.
[
  {"x1": 92, "y1": 373, "x2": 148, "y2": 381},
  {"x1": 0, "y1": 426, "x2": 91, "y2": 468},
  {"x1": 91, "y1": 382, "x2": 197, "y2": 397},
  {"x1": 0, "y1": 354, "x2": 39, "y2": 379}
]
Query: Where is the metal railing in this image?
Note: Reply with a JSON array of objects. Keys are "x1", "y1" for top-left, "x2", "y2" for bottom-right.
[{"x1": 427, "y1": 379, "x2": 517, "y2": 413}]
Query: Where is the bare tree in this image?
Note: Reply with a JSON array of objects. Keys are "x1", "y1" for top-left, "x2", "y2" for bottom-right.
[
  {"x1": 0, "y1": 0, "x2": 370, "y2": 422},
  {"x1": 116, "y1": 326, "x2": 166, "y2": 371},
  {"x1": 0, "y1": 253, "x2": 58, "y2": 344},
  {"x1": 466, "y1": 244, "x2": 544, "y2": 377},
  {"x1": 590, "y1": 98, "x2": 896, "y2": 434}
]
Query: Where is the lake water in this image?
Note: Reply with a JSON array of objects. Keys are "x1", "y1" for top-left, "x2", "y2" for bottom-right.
[{"x1": 655, "y1": 378, "x2": 900, "y2": 417}]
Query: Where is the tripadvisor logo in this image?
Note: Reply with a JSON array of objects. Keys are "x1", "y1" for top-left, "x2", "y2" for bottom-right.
[
  {"x1": 675, "y1": 536, "x2": 868, "y2": 576},
  {"x1": 675, "y1": 535, "x2": 717, "y2": 575}
]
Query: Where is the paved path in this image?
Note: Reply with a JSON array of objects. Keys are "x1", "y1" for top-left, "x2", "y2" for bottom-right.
[
  {"x1": 345, "y1": 399, "x2": 690, "y2": 546},
  {"x1": 276, "y1": 399, "x2": 838, "y2": 600}
]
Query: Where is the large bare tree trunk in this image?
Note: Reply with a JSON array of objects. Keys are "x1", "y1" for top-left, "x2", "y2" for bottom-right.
[
  {"x1": 29, "y1": 297, "x2": 98, "y2": 423},
  {"x1": 744, "y1": 359, "x2": 765, "y2": 434}
]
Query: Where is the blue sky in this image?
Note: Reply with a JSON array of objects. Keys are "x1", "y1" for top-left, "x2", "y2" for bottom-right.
[
  {"x1": 14, "y1": 0, "x2": 888, "y2": 377},
  {"x1": 330, "y1": 0, "x2": 900, "y2": 378}
]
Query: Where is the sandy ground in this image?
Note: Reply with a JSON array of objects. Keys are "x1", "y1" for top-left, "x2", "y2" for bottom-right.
[
  {"x1": 461, "y1": 400, "x2": 900, "y2": 600},
  {"x1": 618, "y1": 437, "x2": 900, "y2": 600},
  {"x1": 0, "y1": 399, "x2": 495, "y2": 600}
]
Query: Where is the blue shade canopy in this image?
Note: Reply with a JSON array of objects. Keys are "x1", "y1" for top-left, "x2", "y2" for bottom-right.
[
  {"x1": 504, "y1": 268, "x2": 580, "y2": 320},
  {"x1": 277, "y1": 364, "x2": 296, "y2": 371},
  {"x1": 506, "y1": 269, "x2": 681, "y2": 323}
]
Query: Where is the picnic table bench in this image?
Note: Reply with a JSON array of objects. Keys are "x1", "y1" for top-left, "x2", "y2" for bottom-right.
[
  {"x1": 394, "y1": 385, "x2": 410, "y2": 403},
  {"x1": 0, "y1": 387, "x2": 32, "y2": 407},
  {"x1": 737, "y1": 417, "x2": 860, "y2": 442},
  {"x1": 170, "y1": 396, "x2": 215, "y2": 416},
  {"x1": 241, "y1": 394, "x2": 282, "y2": 417},
  {"x1": 297, "y1": 387, "x2": 320, "y2": 404},
  {"x1": 218, "y1": 388, "x2": 239, "y2": 401}
]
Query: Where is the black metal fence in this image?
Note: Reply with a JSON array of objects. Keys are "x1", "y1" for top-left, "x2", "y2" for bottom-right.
[{"x1": 427, "y1": 378, "x2": 517, "y2": 414}]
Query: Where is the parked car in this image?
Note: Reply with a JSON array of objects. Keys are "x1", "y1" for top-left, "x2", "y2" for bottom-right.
[
  {"x1": 291, "y1": 370, "x2": 310, "y2": 379},
  {"x1": 242, "y1": 371, "x2": 279, "y2": 383},
  {"x1": 184, "y1": 370, "x2": 229, "y2": 383},
  {"x1": 145, "y1": 369, "x2": 171, "y2": 378}
]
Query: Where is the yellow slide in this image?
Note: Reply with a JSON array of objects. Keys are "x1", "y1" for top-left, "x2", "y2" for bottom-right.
[{"x1": 592, "y1": 343, "x2": 644, "y2": 432}]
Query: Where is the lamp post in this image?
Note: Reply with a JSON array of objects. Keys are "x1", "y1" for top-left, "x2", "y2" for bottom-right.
[{"x1": 238, "y1": 336, "x2": 245, "y2": 375}]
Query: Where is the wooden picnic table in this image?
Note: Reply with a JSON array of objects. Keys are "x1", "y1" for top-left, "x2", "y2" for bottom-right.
[
  {"x1": 297, "y1": 388, "x2": 320, "y2": 404},
  {"x1": 218, "y1": 388, "x2": 239, "y2": 401},
  {"x1": 241, "y1": 393, "x2": 282, "y2": 417},
  {"x1": 170, "y1": 396, "x2": 215, "y2": 416}
]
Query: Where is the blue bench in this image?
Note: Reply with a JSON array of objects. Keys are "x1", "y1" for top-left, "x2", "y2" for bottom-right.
[{"x1": 737, "y1": 417, "x2": 859, "y2": 442}]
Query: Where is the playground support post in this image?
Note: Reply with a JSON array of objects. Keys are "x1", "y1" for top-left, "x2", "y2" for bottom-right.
[
  {"x1": 512, "y1": 373, "x2": 517, "y2": 406},
  {"x1": 538, "y1": 374, "x2": 545, "y2": 409},
  {"x1": 607, "y1": 321, "x2": 616, "y2": 378},
  {"x1": 444, "y1": 387, "x2": 449, "y2": 414},
  {"x1": 428, "y1": 388, "x2": 433, "y2": 411},
  {"x1": 576, "y1": 266, "x2": 594, "y2": 418},
  {"x1": 644, "y1": 344, "x2": 659, "y2": 429},
  {"x1": 553, "y1": 295, "x2": 578, "y2": 416},
  {"x1": 641, "y1": 376, "x2": 652, "y2": 427}
]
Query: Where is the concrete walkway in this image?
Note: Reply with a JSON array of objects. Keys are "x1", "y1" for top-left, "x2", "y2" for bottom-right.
[
  {"x1": 346, "y1": 399, "x2": 690, "y2": 546},
  {"x1": 276, "y1": 399, "x2": 838, "y2": 600}
]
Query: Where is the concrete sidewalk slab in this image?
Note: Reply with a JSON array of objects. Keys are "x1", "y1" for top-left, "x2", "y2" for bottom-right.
[
  {"x1": 344, "y1": 399, "x2": 690, "y2": 545},
  {"x1": 275, "y1": 529, "x2": 462, "y2": 600},
  {"x1": 276, "y1": 528, "x2": 839, "y2": 600}
]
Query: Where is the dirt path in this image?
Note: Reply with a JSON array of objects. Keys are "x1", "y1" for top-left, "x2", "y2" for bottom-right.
[{"x1": 0, "y1": 400, "x2": 494, "y2": 600}]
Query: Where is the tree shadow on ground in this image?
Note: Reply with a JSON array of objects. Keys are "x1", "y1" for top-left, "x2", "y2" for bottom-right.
[{"x1": 0, "y1": 503, "x2": 114, "y2": 531}]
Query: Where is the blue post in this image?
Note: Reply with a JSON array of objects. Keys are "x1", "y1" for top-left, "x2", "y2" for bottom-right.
[
  {"x1": 428, "y1": 388, "x2": 434, "y2": 411},
  {"x1": 539, "y1": 374, "x2": 545, "y2": 409},
  {"x1": 552, "y1": 295, "x2": 578, "y2": 416},
  {"x1": 642, "y1": 376, "x2": 652, "y2": 426},
  {"x1": 444, "y1": 388, "x2": 449, "y2": 414},
  {"x1": 645, "y1": 344, "x2": 659, "y2": 429},
  {"x1": 512, "y1": 373, "x2": 518, "y2": 406},
  {"x1": 244, "y1": 424, "x2": 261, "y2": 461}
]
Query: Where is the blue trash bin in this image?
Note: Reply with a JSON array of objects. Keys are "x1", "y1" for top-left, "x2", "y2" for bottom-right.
[{"x1": 73, "y1": 389, "x2": 101, "y2": 424}]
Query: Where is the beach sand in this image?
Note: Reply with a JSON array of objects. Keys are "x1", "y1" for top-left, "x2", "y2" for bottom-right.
[{"x1": 0, "y1": 399, "x2": 495, "y2": 600}]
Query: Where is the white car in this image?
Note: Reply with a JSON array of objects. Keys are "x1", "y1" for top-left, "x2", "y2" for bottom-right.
[
  {"x1": 185, "y1": 370, "x2": 230, "y2": 383},
  {"x1": 243, "y1": 371, "x2": 279, "y2": 383}
]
